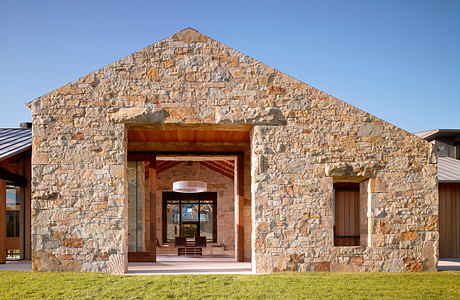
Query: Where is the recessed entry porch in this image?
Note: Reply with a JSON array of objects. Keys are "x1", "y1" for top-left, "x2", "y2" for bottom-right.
[{"x1": 125, "y1": 124, "x2": 252, "y2": 273}]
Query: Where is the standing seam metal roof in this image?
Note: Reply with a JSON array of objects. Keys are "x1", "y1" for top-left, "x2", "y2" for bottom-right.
[
  {"x1": 0, "y1": 128, "x2": 32, "y2": 161},
  {"x1": 438, "y1": 157, "x2": 460, "y2": 183}
]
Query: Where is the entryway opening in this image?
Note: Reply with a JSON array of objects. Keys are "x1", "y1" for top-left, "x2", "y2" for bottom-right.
[{"x1": 125, "y1": 124, "x2": 252, "y2": 274}]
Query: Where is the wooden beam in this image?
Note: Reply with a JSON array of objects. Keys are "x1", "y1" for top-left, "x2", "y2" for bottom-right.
[
  {"x1": 128, "y1": 153, "x2": 154, "y2": 161},
  {"x1": 0, "y1": 168, "x2": 26, "y2": 187},
  {"x1": 210, "y1": 161, "x2": 235, "y2": 174},
  {"x1": 130, "y1": 151, "x2": 245, "y2": 157},
  {"x1": 0, "y1": 179, "x2": 6, "y2": 264},
  {"x1": 201, "y1": 161, "x2": 234, "y2": 179},
  {"x1": 149, "y1": 154, "x2": 157, "y2": 262},
  {"x1": 157, "y1": 161, "x2": 183, "y2": 175},
  {"x1": 128, "y1": 142, "x2": 248, "y2": 153},
  {"x1": 221, "y1": 160, "x2": 235, "y2": 169},
  {"x1": 236, "y1": 154, "x2": 244, "y2": 262},
  {"x1": 205, "y1": 161, "x2": 234, "y2": 177}
]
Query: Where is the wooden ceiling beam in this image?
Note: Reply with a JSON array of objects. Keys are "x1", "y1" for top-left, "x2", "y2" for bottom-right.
[
  {"x1": 157, "y1": 161, "x2": 183, "y2": 175},
  {"x1": 207, "y1": 161, "x2": 234, "y2": 175},
  {"x1": 201, "y1": 161, "x2": 234, "y2": 179}
]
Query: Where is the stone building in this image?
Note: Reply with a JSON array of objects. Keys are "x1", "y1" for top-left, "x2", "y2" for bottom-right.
[
  {"x1": 415, "y1": 129, "x2": 460, "y2": 259},
  {"x1": 11, "y1": 28, "x2": 440, "y2": 273}
]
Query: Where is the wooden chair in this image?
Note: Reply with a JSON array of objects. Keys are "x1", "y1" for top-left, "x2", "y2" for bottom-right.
[
  {"x1": 175, "y1": 237, "x2": 187, "y2": 256},
  {"x1": 156, "y1": 238, "x2": 169, "y2": 248},
  {"x1": 175, "y1": 237, "x2": 186, "y2": 247},
  {"x1": 195, "y1": 236, "x2": 207, "y2": 248}
]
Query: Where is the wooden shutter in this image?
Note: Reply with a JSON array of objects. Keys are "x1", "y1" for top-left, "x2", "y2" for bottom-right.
[
  {"x1": 439, "y1": 183, "x2": 460, "y2": 258},
  {"x1": 334, "y1": 188, "x2": 360, "y2": 246}
]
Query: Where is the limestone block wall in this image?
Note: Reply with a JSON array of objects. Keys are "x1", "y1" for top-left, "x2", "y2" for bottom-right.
[
  {"x1": 251, "y1": 121, "x2": 437, "y2": 272},
  {"x1": 156, "y1": 162, "x2": 235, "y2": 251},
  {"x1": 30, "y1": 28, "x2": 437, "y2": 273}
]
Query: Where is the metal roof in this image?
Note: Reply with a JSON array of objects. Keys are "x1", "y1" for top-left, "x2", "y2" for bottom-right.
[
  {"x1": 414, "y1": 129, "x2": 460, "y2": 142},
  {"x1": 438, "y1": 157, "x2": 460, "y2": 183},
  {"x1": 0, "y1": 128, "x2": 32, "y2": 161}
]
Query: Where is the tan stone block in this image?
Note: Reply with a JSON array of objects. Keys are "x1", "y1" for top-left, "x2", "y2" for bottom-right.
[
  {"x1": 163, "y1": 60, "x2": 175, "y2": 68},
  {"x1": 32, "y1": 137, "x2": 40, "y2": 152},
  {"x1": 111, "y1": 165, "x2": 124, "y2": 178},
  {"x1": 330, "y1": 262, "x2": 358, "y2": 272},
  {"x1": 398, "y1": 231, "x2": 417, "y2": 241},
  {"x1": 268, "y1": 86, "x2": 286, "y2": 95},
  {"x1": 314, "y1": 261, "x2": 330, "y2": 272},
  {"x1": 71, "y1": 133, "x2": 84, "y2": 140},
  {"x1": 147, "y1": 68, "x2": 159, "y2": 80},
  {"x1": 128, "y1": 95, "x2": 147, "y2": 102},
  {"x1": 34, "y1": 153, "x2": 49, "y2": 165},
  {"x1": 57, "y1": 254, "x2": 73, "y2": 260},
  {"x1": 380, "y1": 220, "x2": 390, "y2": 234},
  {"x1": 204, "y1": 82, "x2": 226, "y2": 88},
  {"x1": 350, "y1": 255, "x2": 364, "y2": 265},
  {"x1": 424, "y1": 215, "x2": 438, "y2": 231},
  {"x1": 422, "y1": 241, "x2": 437, "y2": 271},
  {"x1": 185, "y1": 73, "x2": 196, "y2": 82},
  {"x1": 62, "y1": 238, "x2": 84, "y2": 248},
  {"x1": 403, "y1": 258, "x2": 423, "y2": 272}
]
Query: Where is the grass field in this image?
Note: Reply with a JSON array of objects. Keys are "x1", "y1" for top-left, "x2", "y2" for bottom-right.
[{"x1": 0, "y1": 271, "x2": 459, "y2": 299}]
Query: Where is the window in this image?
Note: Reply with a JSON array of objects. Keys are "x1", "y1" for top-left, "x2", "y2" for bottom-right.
[
  {"x1": 6, "y1": 186, "x2": 21, "y2": 238},
  {"x1": 162, "y1": 192, "x2": 217, "y2": 243},
  {"x1": 334, "y1": 182, "x2": 360, "y2": 246}
]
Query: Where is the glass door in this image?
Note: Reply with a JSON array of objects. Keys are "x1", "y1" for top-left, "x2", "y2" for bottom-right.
[{"x1": 162, "y1": 192, "x2": 217, "y2": 243}]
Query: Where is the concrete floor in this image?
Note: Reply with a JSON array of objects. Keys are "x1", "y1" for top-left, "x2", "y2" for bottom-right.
[
  {"x1": 437, "y1": 258, "x2": 460, "y2": 271},
  {"x1": 1, "y1": 257, "x2": 459, "y2": 273},
  {"x1": 128, "y1": 255, "x2": 252, "y2": 275}
]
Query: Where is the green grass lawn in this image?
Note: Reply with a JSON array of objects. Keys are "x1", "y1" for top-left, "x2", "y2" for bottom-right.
[{"x1": 0, "y1": 271, "x2": 459, "y2": 299}]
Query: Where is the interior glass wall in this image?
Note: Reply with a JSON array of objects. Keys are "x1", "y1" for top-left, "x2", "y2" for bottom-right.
[
  {"x1": 127, "y1": 161, "x2": 146, "y2": 252},
  {"x1": 162, "y1": 192, "x2": 217, "y2": 243}
]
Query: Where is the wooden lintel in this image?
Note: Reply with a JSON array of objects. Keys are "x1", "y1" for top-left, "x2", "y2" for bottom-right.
[
  {"x1": 130, "y1": 151, "x2": 244, "y2": 157},
  {"x1": 0, "y1": 168, "x2": 27, "y2": 187},
  {"x1": 128, "y1": 142, "x2": 248, "y2": 153},
  {"x1": 128, "y1": 153, "x2": 154, "y2": 161}
]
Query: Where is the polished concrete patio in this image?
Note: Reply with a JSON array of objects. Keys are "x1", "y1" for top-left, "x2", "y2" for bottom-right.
[
  {"x1": 128, "y1": 255, "x2": 252, "y2": 275},
  {"x1": 1, "y1": 257, "x2": 459, "y2": 273}
]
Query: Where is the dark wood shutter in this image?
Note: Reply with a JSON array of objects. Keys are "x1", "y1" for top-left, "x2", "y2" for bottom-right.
[
  {"x1": 439, "y1": 183, "x2": 460, "y2": 258},
  {"x1": 334, "y1": 187, "x2": 360, "y2": 246}
]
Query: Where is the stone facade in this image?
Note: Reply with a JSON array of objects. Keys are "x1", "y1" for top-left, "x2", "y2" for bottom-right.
[{"x1": 30, "y1": 28, "x2": 438, "y2": 273}]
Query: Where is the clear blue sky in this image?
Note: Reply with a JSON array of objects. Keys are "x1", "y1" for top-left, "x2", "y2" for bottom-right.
[{"x1": 1, "y1": 0, "x2": 458, "y2": 132}]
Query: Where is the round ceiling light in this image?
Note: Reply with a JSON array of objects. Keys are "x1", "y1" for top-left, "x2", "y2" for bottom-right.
[{"x1": 173, "y1": 181, "x2": 207, "y2": 193}]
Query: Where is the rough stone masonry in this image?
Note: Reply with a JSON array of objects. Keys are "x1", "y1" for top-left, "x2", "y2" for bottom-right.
[{"x1": 30, "y1": 28, "x2": 438, "y2": 273}]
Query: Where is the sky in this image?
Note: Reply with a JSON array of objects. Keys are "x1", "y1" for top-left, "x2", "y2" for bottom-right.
[{"x1": 0, "y1": 0, "x2": 458, "y2": 132}]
